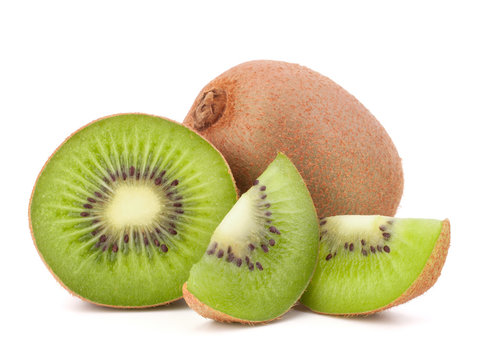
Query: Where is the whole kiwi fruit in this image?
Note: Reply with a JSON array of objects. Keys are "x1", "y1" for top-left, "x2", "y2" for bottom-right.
[{"x1": 184, "y1": 60, "x2": 404, "y2": 218}]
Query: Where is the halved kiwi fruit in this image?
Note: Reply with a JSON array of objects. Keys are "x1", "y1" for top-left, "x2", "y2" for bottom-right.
[
  {"x1": 183, "y1": 153, "x2": 319, "y2": 323},
  {"x1": 300, "y1": 215, "x2": 450, "y2": 315},
  {"x1": 29, "y1": 113, "x2": 237, "y2": 308}
]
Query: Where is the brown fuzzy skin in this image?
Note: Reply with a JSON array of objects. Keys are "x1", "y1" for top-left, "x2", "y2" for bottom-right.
[
  {"x1": 184, "y1": 60, "x2": 404, "y2": 218},
  {"x1": 29, "y1": 113, "x2": 237, "y2": 309},
  {"x1": 182, "y1": 283, "x2": 273, "y2": 324},
  {"x1": 303, "y1": 219, "x2": 451, "y2": 316}
]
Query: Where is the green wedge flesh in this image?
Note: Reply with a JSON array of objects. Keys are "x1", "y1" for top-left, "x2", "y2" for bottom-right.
[
  {"x1": 300, "y1": 216, "x2": 445, "y2": 314},
  {"x1": 186, "y1": 153, "x2": 319, "y2": 322}
]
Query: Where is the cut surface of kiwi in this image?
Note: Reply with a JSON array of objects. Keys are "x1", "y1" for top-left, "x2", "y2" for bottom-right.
[
  {"x1": 184, "y1": 153, "x2": 319, "y2": 323},
  {"x1": 29, "y1": 113, "x2": 237, "y2": 307},
  {"x1": 300, "y1": 216, "x2": 450, "y2": 315}
]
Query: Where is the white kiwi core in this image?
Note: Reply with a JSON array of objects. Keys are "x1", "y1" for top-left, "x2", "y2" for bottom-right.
[
  {"x1": 209, "y1": 188, "x2": 267, "y2": 256},
  {"x1": 105, "y1": 184, "x2": 162, "y2": 229}
]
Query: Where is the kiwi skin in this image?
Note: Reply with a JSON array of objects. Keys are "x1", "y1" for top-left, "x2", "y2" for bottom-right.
[
  {"x1": 302, "y1": 219, "x2": 450, "y2": 316},
  {"x1": 182, "y1": 283, "x2": 267, "y2": 324},
  {"x1": 183, "y1": 283, "x2": 295, "y2": 325},
  {"x1": 184, "y1": 60, "x2": 404, "y2": 218},
  {"x1": 28, "y1": 113, "x2": 238, "y2": 309}
]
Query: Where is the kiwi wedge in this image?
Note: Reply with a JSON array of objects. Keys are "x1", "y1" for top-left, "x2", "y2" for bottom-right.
[
  {"x1": 183, "y1": 153, "x2": 319, "y2": 323},
  {"x1": 29, "y1": 113, "x2": 237, "y2": 308},
  {"x1": 300, "y1": 216, "x2": 450, "y2": 315}
]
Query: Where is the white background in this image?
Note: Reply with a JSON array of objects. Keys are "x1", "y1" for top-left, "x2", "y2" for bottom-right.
[{"x1": 1, "y1": 1, "x2": 476, "y2": 359}]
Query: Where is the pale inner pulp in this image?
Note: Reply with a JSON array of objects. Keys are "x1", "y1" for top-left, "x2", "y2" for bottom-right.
[
  {"x1": 210, "y1": 188, "x2": 264, "y2": 256},
  {"x1": 105, "y1": 184, "x2": 162, "y2": 229}
]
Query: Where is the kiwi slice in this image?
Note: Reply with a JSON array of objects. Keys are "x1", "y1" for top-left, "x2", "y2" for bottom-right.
[
  {"x1": 300, "y1": 215, "x2": 450, "y2": 315},
  {"x1": 183, "y1": 153, "x2": 319, "y2": 323},
  {"x1": 29, "y1": 113, "x2": 237, "y2": 307}
]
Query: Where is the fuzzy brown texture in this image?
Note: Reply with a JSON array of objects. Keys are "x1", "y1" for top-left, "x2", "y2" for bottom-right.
[
  {"x1": 305, "y1": 219, "x2": 451, "y2": 316},
  {"x1": 182, "y1": 283, "x2": 273, "y2": 324},
  {"x1": 29, "y1": 113, "x2": 237, "y2": 309},
  {"x1": 184, "y1": 60, "x2": 404, "y2": 218}
]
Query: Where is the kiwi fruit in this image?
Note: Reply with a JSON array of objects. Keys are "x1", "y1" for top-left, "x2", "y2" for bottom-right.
[
  {"x1": 183, "y1": 153, "x2": 319, "y2": 323},
  {"x1": 300, "y1": 215, "x2": 450, "y2": 315},
  {"x1": 184, "y1": 60, "x2": 404, "y2": 218},
  {"x1": 29, "y1": 113, "x2": 237, "y2": 307}
]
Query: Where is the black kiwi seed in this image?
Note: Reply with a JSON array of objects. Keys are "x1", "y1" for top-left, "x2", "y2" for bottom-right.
[
  {"x1": 320, "y1": 220, "x2": 327, "y2": 226},
  {"x1": 236, "y1": 258, "x2": 242, "y2": 267},
  {"x1": 261, "y1": 244, "x2": 269, "y2": 253},
  {"x1": 349, "y1": 243, "x2": 354, "y2": 251},
  {"x1": 260, "y1": 185, "x2": 266, "y2": 191},
  {"x1": 361, "y1": 239, "x2": 366, "y2": 246},
  {"x1": 325, "y1": 253, "x2": 332, "y2": 261},
  {"x1": 379, "y1": 225, "x2": 386, "y2": 231},
  {"x1": 361, "y1": 249, "x2": 367, "y2": 256},
  {"x1": 370, "y1": 246, "x2": 376, "y2": 253},
  {"x1": 383, "y1": 245, "x2": 390, "y2": 253},
  {"x1": 269, "y1": 226, "x2": 280, "y2": 234},
  {"x1": 383, "y1": 232, "x2": 391, "y2": 239},
  {"x1": 207, "y1": 242, "x2": 217, "y2": 255},
  {"x1": 269, "y1": 239, "x2": 275, "y2": 246},
  {"x1": 344, "y1": 242, "x2": 348, "y2": 249},
  {"x1": 256, "y1": 262, "x2": 263, "y2": 271},
  {"x1": 217, "y1": 250, "x2": 224, "y2": 258}
]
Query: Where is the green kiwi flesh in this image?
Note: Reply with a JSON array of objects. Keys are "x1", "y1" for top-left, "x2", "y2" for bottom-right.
[
  {"x1": 300, "y1": 216, "x2": 450, "y2": 315},
  {"x1": 184, "y1": 153, "x2": 319, "y2": 322},
  {"x1": 29, "y1": 113, "x2": 237, "y2": 307}
]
